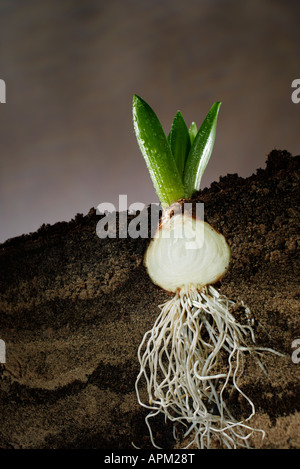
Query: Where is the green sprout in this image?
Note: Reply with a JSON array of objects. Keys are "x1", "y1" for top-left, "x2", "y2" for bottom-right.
[
  {"x1": 132, "y1": 94, "x2": 221, "y2": 208},
  {"x1": 132, "y1": 95, "x2": 280, "y2": 449}
]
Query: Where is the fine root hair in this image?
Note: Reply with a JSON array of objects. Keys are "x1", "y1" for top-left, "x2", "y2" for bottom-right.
[{"x1": 135, "y1": 285, "x2": 281, "y2": 449}]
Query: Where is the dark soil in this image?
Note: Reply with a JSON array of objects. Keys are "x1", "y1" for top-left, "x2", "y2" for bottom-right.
[{"x1": 0, "y1": 149, "x2": 299, "y2": 449}]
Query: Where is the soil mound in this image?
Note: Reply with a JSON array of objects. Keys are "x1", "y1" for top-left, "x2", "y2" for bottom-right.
[{"x1": 0, "y1": 149, "x2": 299, "y2": 449}]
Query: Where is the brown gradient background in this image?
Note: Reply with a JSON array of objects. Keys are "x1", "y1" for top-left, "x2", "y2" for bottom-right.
[{"x1": 0, "y1": 0, "x2": 299, "y2": 243}]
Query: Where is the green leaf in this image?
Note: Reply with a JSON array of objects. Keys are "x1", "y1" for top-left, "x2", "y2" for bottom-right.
[
  {"x1": 188, "y1": 122, "x2": 197, "y2": 145},
  {"x1": 183, "y1": 102, "x2": 221, "y2": 198},
  {"x1": 168, "y1": 111, "x2": 191, "y2": 179},
  {"x1": 132, "y1": 95, "x2": 184, "y2": 209}
]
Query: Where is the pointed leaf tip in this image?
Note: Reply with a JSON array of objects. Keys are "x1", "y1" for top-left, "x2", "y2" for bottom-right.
[
  {"x1": 168, "y1": 111, "x2": 191, "y2": 178},
  {"x1": 183, "y1": 102, "x2": 222, "y2": 198}
]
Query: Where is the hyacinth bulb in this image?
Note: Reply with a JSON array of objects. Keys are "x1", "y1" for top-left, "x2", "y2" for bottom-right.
[{"x1": 144, "y1": 209, "x2": 231, "y2": 293}]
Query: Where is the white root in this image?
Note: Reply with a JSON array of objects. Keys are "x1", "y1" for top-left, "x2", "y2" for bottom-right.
[{"x1": 135, "y1": 285, "x2": 280, "y2": 449}]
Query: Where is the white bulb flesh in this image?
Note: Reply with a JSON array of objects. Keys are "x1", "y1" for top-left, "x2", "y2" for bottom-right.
[{"x1": 144, "y1": 212, "x2": 231, "y2": 292}]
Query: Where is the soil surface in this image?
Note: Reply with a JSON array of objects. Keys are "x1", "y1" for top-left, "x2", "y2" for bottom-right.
[{"x1": 0, "y1": 149, "x2": 299, "y2": 449}]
